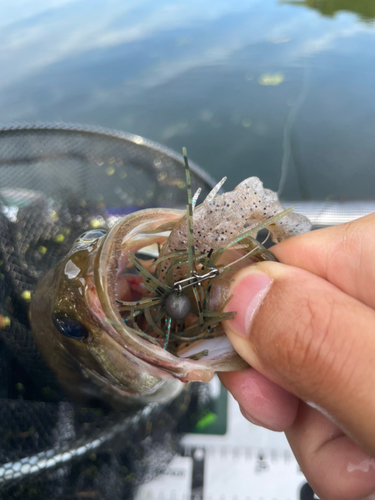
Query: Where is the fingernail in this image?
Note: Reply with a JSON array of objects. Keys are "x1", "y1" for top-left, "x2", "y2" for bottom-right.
[{"x1": 226, "y1": 270, "x2": 272, "y2": 337}]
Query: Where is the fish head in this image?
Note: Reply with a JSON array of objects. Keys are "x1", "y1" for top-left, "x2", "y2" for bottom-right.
[{"x1": 30, "y1": 213, "x2": 187, "y2": 407}]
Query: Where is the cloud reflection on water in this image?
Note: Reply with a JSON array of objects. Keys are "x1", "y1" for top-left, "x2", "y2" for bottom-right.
[
  {"x1": 1, "y1": 0, "x2": 374, "y2": 94},
  {"x1": 1, "y1": 0, "x2": 375, "y2": 200}
]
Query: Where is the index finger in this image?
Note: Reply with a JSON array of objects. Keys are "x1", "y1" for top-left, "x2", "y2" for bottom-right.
[{"x1": 273, "y1": 213, "x2": 375, "y2": 309}]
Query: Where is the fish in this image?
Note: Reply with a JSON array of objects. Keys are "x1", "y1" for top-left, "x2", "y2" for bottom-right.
[{"x1": 30, "y1": 149, "x2": 311, "y2": 409}]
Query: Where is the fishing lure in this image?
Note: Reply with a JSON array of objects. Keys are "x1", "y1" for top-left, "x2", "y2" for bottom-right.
[{"x1": 116, "y1": 148, "x2": 294, "y2": 359}]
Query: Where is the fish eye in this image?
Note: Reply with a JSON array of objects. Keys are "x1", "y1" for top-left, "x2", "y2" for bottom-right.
[
  {"x1": 52, "y1": 312, "x2": 89, "y2": 340},
  {"x1": 77, "y1": 229, "x2": 107, "y2": 242}
]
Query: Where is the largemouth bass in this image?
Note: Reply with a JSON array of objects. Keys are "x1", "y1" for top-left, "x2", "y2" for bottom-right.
[{"x1": 30, "y1": 150, "x2": 311, "y2": 409}]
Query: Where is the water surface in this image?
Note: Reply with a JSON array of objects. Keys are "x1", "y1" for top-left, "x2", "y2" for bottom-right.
[{"x1": 1, "y1": 0, "x2": 375, "y2": 200}]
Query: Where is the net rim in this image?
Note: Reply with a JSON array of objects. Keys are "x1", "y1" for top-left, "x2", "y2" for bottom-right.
[{"x1": 0, "y1": 121, "x2": 217, "y2": 189}]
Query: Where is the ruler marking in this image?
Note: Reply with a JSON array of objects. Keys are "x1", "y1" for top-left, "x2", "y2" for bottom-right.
[
  {"x1": 191, "y1": 448, "x2": 205, "y2": 500},
  {"x1": 135, "y1": 446, "x2": 320, "y2": 500}
]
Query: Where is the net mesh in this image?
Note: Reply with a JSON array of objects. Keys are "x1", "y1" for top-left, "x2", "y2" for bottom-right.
[{"x1": 0, "y1": 124, "x2": 215, "y2": 499}]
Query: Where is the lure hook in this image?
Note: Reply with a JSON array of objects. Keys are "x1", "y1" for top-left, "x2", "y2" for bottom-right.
[{"x1": 172, "y1": 268, "x2": 220, "y2": 294}]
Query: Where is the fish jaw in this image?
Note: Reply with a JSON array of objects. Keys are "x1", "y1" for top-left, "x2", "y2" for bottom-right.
[
  {"x1": 95, "y1": 208, "x2": 248, "y2": 383},
  {"x1": 83, "y1": 270, "x2": 186, "y2": 402}
]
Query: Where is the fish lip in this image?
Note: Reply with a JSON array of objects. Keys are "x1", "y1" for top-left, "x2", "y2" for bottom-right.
[
  {"x1": 94, "y1": 210, "x2": 189, "y2": 366},
  {"x1": 82, "y1": 364, "x2": 166, "y2": 400},
  {"x1": 93, "y1": 209, "x2": 245, "y2": 381}
]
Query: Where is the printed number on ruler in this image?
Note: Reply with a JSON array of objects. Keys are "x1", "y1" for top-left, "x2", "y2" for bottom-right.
[{"x1": 202, "y1": 446, "x2": 319, "y2": 500}]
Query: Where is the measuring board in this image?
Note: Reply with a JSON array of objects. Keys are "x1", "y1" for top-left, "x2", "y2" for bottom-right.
[{"x1": 135, "y1": 377, "x2": 320, "y2": 500}]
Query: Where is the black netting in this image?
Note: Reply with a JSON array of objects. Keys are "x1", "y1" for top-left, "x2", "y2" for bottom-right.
[{"x1": 0, "y1": 124, "x2": 215, "y2": 498}]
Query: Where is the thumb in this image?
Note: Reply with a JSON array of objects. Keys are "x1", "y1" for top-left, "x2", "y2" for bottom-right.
[{"x1": 223, "y1": 261, "x2": 375, "y2": 454}]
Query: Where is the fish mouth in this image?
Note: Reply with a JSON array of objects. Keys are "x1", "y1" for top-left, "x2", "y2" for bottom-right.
[{"x1": 94, "y1": 209, "x2": 246, "y2": 383}]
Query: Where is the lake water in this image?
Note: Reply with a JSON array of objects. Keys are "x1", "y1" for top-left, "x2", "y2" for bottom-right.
[{"x1": 1, "y1": 0, "x2": 375, "y2": 200}]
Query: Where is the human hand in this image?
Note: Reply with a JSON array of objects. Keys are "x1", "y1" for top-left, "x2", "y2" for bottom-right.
[{"x1": 219, "y1": 213, "x2": 375, "y2": 500}]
